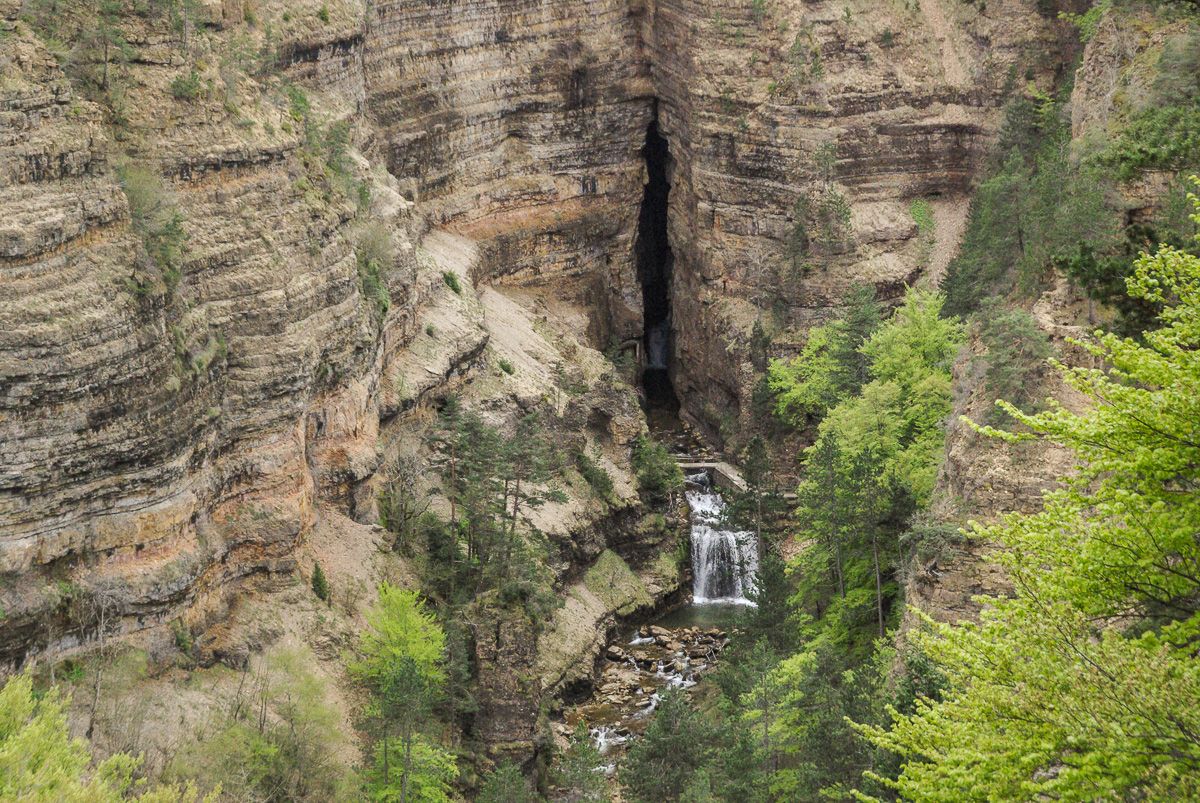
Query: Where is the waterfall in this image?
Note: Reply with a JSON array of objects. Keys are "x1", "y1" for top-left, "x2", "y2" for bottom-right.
[
  {"x1": 686, "y1": 479, "x2": 759, "y2": 605},
  {"x1": 646, "y1": 319, "x2": 669, "y2": 369}
]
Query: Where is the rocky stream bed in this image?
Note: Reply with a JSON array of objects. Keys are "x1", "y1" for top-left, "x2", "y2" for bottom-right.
[{"x1": 558, "y1": 621, "x2": 729, "y2": 768}]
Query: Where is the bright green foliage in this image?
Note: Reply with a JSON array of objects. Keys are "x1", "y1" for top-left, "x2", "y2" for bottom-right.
[
  {"x1": 352, "y1": 586, "x2": 457, "y2": 803},
  {"x1": 818, "y1": 288, "x2": 962, "y2": 508},
  {"x1": 166, "y1": 648, "x2": 346, "y2": 800},
  {"x1": 767, "y1": 284, "x2": 880, "y2": 425},
  {"x1": 856, "y1": 189, "x2": 1200, "y2": 800},
  {"x1": 365, "y1": 738, "x2": 456, "y2": 803},
  {"x1": 354, "y1": 585, "x2": 446, "y2": 687},
  {"x1": 442, "y1": 271, "x2": 462, "y2": 294},
  {"x1": 554, "y1": 723, "x2": 608, "y2": 803},
  {"x1": 477, "y1": 762, "x2": 539, "y2": 803},
  {"x1": 0, "y1": 674, "x2": 213, "y2": 802},
  {"x1": 1059, "y1": 0, "x2": 1111, "y2": 43},
  {"x1": 787, "y1": 288, "x2": 961, "y2": 642},
  {"x1": 772, "y1": 287, "x2": 961, "y2": 801},
  {"x1": 631, "y1": 434, "x2": 683, "y2": 502}
]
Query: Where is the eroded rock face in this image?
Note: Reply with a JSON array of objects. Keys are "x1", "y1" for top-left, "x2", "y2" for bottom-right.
[
  {"x1": 0, "y1": 0, "x2": 1081, "y2": 763},
  {"x1": 646, "y1": 0, "x2": 1070, "y2": 441},
  {"x1": 0, "y1": 6, "x2": 425, "y2": 668}
]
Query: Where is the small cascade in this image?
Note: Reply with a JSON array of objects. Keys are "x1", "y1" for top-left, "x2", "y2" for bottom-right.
[
  {"x1": 646, "y1": 319, "x2": 670, "y2": 369},
  {"x1": 686, "y1": 475, "x2": 759, "y2": 605}
]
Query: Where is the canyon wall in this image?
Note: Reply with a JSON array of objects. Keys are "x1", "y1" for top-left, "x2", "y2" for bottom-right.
[{"x1": 0, "y1": 0, "x2": 1089, "y2": 767}]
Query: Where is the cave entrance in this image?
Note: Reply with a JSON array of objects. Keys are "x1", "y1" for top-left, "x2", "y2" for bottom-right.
[{"x1": 637, "y1": 118, "x2": 679, "y2": 414}]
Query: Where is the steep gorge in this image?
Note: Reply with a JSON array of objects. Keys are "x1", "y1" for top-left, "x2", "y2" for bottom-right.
[{"x1": 0, "y1": 0, "x2": 1087, "y2": 779}]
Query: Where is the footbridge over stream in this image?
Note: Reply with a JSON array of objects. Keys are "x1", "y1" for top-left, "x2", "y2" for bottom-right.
[{"x1": 674, "y1": 458, "x2": 748, "y2": 492}]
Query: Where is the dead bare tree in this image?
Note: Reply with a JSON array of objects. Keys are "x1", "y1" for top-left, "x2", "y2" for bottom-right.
[
  {"x1": 71, "y1": 578, "x2": 126, "y2": 741},
  {"x1": 377, "y1": 445, "x2": 431, "y2": 548}
]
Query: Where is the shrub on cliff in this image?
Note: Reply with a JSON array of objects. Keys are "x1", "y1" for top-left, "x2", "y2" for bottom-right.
[
  {"x1": 117, "y1": 163, "x2": 188, "y2": 294},
  {"x1": 574, "y1": 449, "x2": 615, "y2": 502},
  {"x1": 767, "y1": 283, "x2": 880, "y2": 426},
  {"x1": 310, "y1": 562, "x2": 330, "y2": 603},
  {"x1": 0, "y1": 673, "x2": 214, "y2": 802},
  {"x1": 631, "y1": 435, "x2": 682, "y2": 502},
  {"x1": 975, "y1": 301, "x2": 1051, "y2": 422},
  {"x1": 169, "y1": 70, "x2": 202, "y2": 101}
]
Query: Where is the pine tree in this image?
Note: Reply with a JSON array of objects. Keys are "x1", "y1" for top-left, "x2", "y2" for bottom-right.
[
  {"x1": 477, "y1": 762, "x2": 539, "y2": 803},
  {"x1": 554, "y1": 723, "x2": 608, "y2": 803},
  {"x1": 621, "y1": 689, "x2": 710, "y2": 802},
  {"x1": 310, "y1": 562, "x2": 330, "y2": 603}
]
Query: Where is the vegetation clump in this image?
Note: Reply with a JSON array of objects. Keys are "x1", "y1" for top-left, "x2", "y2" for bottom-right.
[
  {"x1": 169, "y1": 70, "x2": 202, "y2": 101},
  {"x1": 857, "y1": 184, "x2": 1200, "y2": 802},
  {"x1": 117, "y1": 164, "x2": 188, "y2": 295},
  {"x1": 310, "y1": 562, "x2": 330, "y2": 603},
  {"x1": 631, "y1": 434, "x2": 683, "y2": 502}
]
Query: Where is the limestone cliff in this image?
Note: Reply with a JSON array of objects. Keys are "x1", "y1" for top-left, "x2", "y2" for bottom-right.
[{"x1": 0, "y1": 0, "x2": 1098, "y2": 771}]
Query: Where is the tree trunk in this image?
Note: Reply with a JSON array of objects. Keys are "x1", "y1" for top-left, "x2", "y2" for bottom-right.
[
  {"x1": 834, "y1": 539, "x2": 845, "y2": 599},
  {"x1": 382, "y1": 728, "x2": 390, "y2": 787},
  {"x1": 401, "y1": 728, "x2": 413, "y2": 803},
  {"x1": 872, "y1": 533, "x2": 884, "y2": 638}
]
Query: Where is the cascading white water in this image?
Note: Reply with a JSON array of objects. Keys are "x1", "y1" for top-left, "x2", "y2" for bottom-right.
[
  {"x1": 686, "y1": 479, "x2": 759, "y2": 605},
  {"x1": 646, "y1": 319, "x2": 670, "y2": 369}
]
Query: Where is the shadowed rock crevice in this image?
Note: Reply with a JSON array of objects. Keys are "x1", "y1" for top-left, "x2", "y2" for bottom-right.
[{"x1": 636, "y1": 115, "x2": 677, "y2": 412}]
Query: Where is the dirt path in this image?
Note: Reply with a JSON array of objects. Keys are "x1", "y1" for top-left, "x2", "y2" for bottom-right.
[
  {"x1": 921, "y1": 195, "x2": 971, "y2": 289},
  {"x1": 919, "y1": 0, "x2": 968, "y2": 88}
]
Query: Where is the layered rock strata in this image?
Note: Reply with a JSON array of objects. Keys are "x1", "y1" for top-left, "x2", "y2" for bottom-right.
[{"x1": 0, "y1": 0, "x2": 1085, "y2": 765}]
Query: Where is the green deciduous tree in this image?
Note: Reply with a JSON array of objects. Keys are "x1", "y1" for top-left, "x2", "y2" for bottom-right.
[
  {"x1": 790, "y1": 288, "x2": 961, "y2": 643},
  {"x1": 767, "y1": 284, "x2": 880, "y2": 426},
  {"x1": 0, "y1": 673, "x2": 214, "y2": 802},
  {"x1": 856, "y1": 185, "x2": 1200, "y2": 800},
  {"x1": 352, "y1": 586, "x2": 455, "y2": 803},
  {"x1": 166, "y1": 648, "x2": 348, "y2": 801}
]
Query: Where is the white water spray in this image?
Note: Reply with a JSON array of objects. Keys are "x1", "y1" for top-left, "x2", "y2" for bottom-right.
[{"x1": 686, "y1": 479, "x2": 759, "y2": 605}]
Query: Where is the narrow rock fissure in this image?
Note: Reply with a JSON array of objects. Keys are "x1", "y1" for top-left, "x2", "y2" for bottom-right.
[{"x1": 636, "y1": 114, "x2": 678, "y2": 413}]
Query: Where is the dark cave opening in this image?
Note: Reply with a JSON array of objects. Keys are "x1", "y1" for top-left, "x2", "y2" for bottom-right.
[{"x1": 636, "y1": 118, "x2": 678, "y2": 412}]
